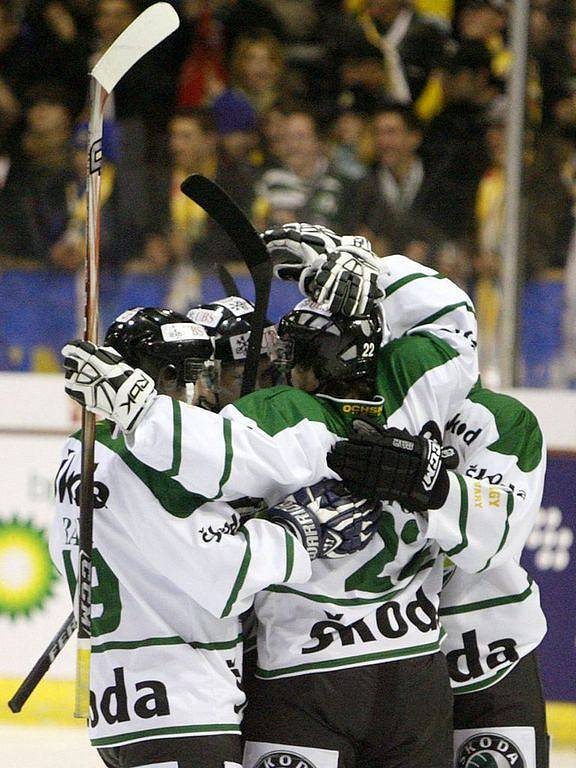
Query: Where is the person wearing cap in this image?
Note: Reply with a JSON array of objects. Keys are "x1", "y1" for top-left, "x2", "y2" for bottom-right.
[{"x1": 212, "y1": 89, "x2": 262, "y2": 170}]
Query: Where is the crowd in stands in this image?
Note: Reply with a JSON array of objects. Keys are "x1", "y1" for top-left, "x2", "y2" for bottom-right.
[{"x1": 1, "y1": 0, "x2": 576, "y2": 385}]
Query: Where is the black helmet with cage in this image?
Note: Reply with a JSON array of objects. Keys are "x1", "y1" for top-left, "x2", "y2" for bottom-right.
[
  {"x1": 277, "y1": 298, "x2": 382, "y2": 395},
  {"x1": 104, "y1": 307, "x2": 214, "y2": 387},
  {"x1": 187, "y1": 296, "x2": 278, "y2": 363},
  {"x1": 187, "y1": 296, "x2": 279, "y2": 410}
]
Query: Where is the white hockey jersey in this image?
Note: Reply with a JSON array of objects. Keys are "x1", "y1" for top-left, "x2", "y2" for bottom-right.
[
  {"x1": 49, "y1": 421, "x2": 313, "y2": 748},
  {"x1": 439, "y1": 387, "x2": 547, "y2": 693}
]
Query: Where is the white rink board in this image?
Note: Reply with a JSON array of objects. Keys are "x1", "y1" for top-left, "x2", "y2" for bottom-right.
[{"x1": 1, "y1": 373, "x2": 576, "y2": 683}]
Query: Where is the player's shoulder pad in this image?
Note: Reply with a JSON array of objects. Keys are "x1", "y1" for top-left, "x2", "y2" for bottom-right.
[
  {"x1": 469, "y1": 387, "x2": 544, "y2": 472},
  {"x1": 233, "y1": 385, "x2": 344, "y2": 437}
]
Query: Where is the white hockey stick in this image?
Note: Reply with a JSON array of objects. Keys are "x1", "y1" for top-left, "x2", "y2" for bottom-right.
[{"x1": 74, "y1": 2, "x2": 179, "y2": 719}]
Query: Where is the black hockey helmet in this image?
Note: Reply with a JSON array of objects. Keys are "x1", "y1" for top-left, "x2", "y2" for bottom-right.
[
  {"x1": 277, "y1": 299, "x2": 382, "y2": 385},
  {"x1": 104, "y1": 307, "x2": 214, "y2": 386},
  {"x1": 187, "y1": 296, "x2": 278, "y2": 363}
]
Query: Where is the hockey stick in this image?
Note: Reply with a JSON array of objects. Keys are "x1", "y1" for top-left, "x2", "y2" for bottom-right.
[
  {"x1": 74, "y1": 2, "x2": 179, "y2": 718},
  {"x1": 8, "y1": 612, "x2": 76, "y2": 713},
  {"x1": 217, "y1": 263, "x2": 240, "y2": 298},
  {"x1": 180, "y1": 175, "x2": 273, "y2": 396}
]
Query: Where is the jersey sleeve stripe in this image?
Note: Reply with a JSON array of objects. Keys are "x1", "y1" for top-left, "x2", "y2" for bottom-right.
[
  {"x1": 478, "y1": 490, "x2": 515, "y2": 572},
  {"x1": 90, "y1": 723, "x2": 241, "y2": 747},
  {"x1": 444, "y1": 474, "x2": 469, "y2": 557},
  {"x1": 384, "y1": 272, "x2": 445, "y2": 298},
  {"x1": 221, "y1": 528, "x2": 252, "y2": 618},
  {"x1": 439, "y1": 578, "x2": 533, "y2": 616},
  {"x1": 265, "y1": 583, "x2": 404, "y2": 605},
  {"x1": 168, "y1": 399, "x2": 182, "y2": 477},
  {"x1": 284, "y1": 528, "x2": 295, "y2": 582},
  {"x1": 91, "y1": 633, "x2": 244, "y2": 653},
  {"x1": 215, "y1": 419, "x2": 234, "y2": 497},
  {"x1": 408, "y1": 301, "x2": 476, "y2": 332}
]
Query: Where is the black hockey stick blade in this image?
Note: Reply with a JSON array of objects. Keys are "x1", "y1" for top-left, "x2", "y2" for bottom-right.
[
  {"x1": 217, "y1": 263, "x2": 240, "y2": 298},
  {"x1": 8, "y1": 611, "x2": 76, "y2": 713},
  {"x1": 180, "y1": 175, "x2": 272, "y2": 396}
]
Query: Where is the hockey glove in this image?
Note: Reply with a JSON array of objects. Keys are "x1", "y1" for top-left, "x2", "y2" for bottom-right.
[
  {"x1": 268, "y1": 479, "x2": 381, "y2": 559},
  {"x1": 262, "y1": 223, "x2": 342, "y2": 283},
  {"x1": 311, "y1": 244, "x2": 384, "y2": 317},
  {"x1": 62, "y1": 340, "x2": 156, "y2": 433},
  {"x1": 327, "y1": 419, "x2": 451, "y2": 513}
]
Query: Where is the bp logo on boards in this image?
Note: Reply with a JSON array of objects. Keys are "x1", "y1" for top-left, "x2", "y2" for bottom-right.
[{"x1": 457, "y1": 733, "x2": 526, "y2": 768}]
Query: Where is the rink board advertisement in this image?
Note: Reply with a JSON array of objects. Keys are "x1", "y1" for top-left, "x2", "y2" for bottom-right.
[
  {"x1": 0, "y1": 377, "x2": 575, "y2": 718},
  {"x1": 521, "y1": 453, "x2": 576, "y2": 703}
]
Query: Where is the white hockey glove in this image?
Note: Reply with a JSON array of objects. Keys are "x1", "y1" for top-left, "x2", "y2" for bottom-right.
[
  {"x1": 268, "y1": 479, "x2": 381, "y2": 559},
  {"x1": 62, "y1": 340, "x2": 156, "y2": 433},
  {"x1": 262, "y1": 223, "x2": 342, "y2": 283},
  {"x1": 310, "y1": 244, "x2": 384, "y2": 317}
]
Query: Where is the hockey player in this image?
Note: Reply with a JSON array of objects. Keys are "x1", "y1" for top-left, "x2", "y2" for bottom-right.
[
  {"x1": 186, "y1": 296, "x2": 280, "y2": 412},
  {"x1": 62, "y1": 276, "x2": 499, "y2": 767},
  {"x1": 53, "y1": 307, "x2": 380, "y2": 768},
  {"x1": 331, "y1": 384, "x2": 549, "y2": 768},
  {"x1": 270, "y1": 226, "x2": 549, "y2": 768}
]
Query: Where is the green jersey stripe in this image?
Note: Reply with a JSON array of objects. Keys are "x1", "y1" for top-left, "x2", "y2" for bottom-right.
[
  {"x1": 384, "y1": 272, "x2": 445, "y2": 298},
  {"x1": 91, "y1": 723, "x2": 240, "y2": 746},
  {"x1": 479, "y1": 490, "x2": 515, "y2": 572},
  {"x1": 265, "y1": 583, "x2": 404, "y2": 606},
  {"x1": 91, "y1": 633, "x2": 243, "y2": 654},
  {"x1": 222, "y1": 529, "x2": 252, "y2": 618},
  {"x1": 95, "y1": 422, "x2": 209, "y2": 518},
  {"x1": 444, "y1": 475, "x2": 469, "y2": 557},
  {"x1": 216, "y1": 419, "x2": 233, "y2": 496},
  {"x1": 409, "y1": 301, "x2": 476, "y2": 332},
  {"x1": 94, "y1": 418, "x2": 235, "y2": 518},
  {"x1": 470, "y1": 388, "x2": 544, "y2": 473},
  {"x1": 256, "y1": 638, "x2": 444, "y2": 678},
  {"x1": 452, "y1": 663, "x2": 518, "y2": 695},
  {"x1": 169, "y1": 399, "x2": 182, "y2": 477},
  {"x1": 284, "y1": 529, "x2": 295, "y2": 582},
  {"x1": 439, "y1": 579, "x2": 533, "y2": 616},
  {"x1": 377, "y1": 333, "x2": 460, "y2": 418}
]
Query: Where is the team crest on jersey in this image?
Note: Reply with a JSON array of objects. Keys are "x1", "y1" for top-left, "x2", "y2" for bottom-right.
[
  {"x1": 457, "y1": 733, "x2": 526, "y2": 767},
  {"x1": 254, "y1": 752, "x2": 316, "y2": 768}
]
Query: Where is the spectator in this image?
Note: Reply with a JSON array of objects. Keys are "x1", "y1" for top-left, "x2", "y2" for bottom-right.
[
  {"x1": 329, "y1": 107, "x2": 368, "y2": 181},
  {"x1": 175, "y1": 0, "x2": 227, "y2": 109},
  {"x1": 455, "y1": 0, "x2": 510, "y2": 82},
  {"x1": 421, "y1": 40, "x2": 494, "y2": 241},
  {"x1": 347, "y1": 102, "x2": 447, "y2": 257},
  {"x1": 327, "y1": 0, "x2": 448, "y2": 111},
  {"x1": 259, "y1": 104, "x2": 287, "y2": 167},
  {"x1": 23, "y1": 0, "x2": 92, "y2": 117},
  {"x1": 0, "y1": 0, "x2": 35, "y2": 161},
  {"x1": 0, "y1": 92, "x2": 75, "y2": 267},
  {"x1": 229, "y1": 32, "x2": 285, "y2": 116},
  {"x1": 144, "y1": 108, "x2": 256, "y2": 273},
  {"x1": 212, "y1": 88, "x2": 261, "y2": 169},
  {"x1": 255, "y1": 108, "x2": 351, "y2": 230},
  {"x1": 218, "y1": 0, "x2": 285, "y2": 58}
]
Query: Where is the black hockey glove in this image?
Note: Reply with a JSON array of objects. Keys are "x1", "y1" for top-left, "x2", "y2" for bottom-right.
[
  {"x1": 268, "y1": 479, "x2": 381, "y2": 559},
  {"x1": 62, "y1": 340, "x2": 156, "y2": 432},
  {"x1": 310, "y1": 244, "x2": 383, "y2": 317},
  {"x1": 327, "y1": 419, "x2": 454, "y2": 513}
]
